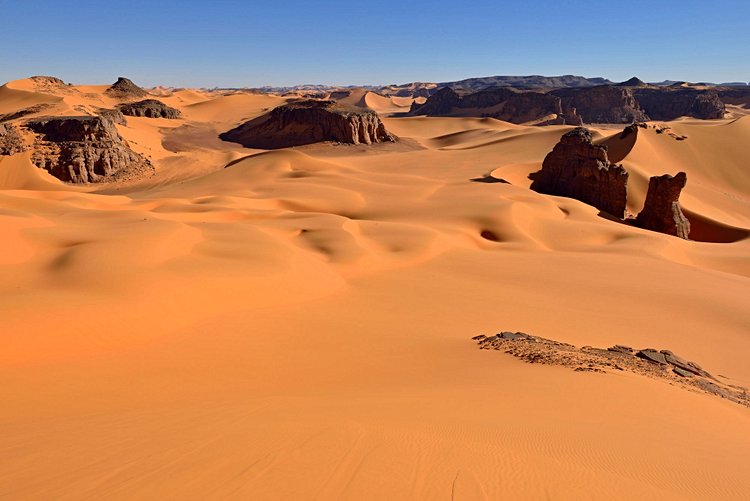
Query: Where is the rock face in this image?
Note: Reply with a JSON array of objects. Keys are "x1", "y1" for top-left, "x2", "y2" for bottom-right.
[
  {"x1": 409, "y1": 87, "x2": 568, "y2": 124},
  {"x1": 529, "y1": 127, "x2": 629, "y2": 218},
  {"x1": 635, "y1": 172, "x2": 691, "y2": 238},
  {"x1": 551, "y1": 86, "x2": 649, "y2": 124},
  {"x1": 25, "y1": 116, "x2": 152, "y2": 183},
  {"x1": 633, "y1": 88, "x2": 725, "y2": 120},
  {"x1": 0, "y1": 124, "x2": 25, "y2": 155},
  {"x1": 118, "y1": 99, "x2": 181, "y2": 119},
  {"x1": 105, "y1": 77, "x2": 147, "y2": 99},
  {"x1": 219, "y1": 99, "x2": 396, "y2": 149}
]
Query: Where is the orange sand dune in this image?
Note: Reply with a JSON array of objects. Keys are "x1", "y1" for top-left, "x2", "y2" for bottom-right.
[{"x1": 1, "y1": 81, "x2": 749, "y2": 500}]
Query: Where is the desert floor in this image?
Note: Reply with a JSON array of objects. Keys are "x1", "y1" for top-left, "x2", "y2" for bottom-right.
[{"x1": 1, "y1": 80, "x2": 749, "y2": 500}]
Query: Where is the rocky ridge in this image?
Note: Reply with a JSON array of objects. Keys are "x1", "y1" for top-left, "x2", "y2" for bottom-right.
[
  {"x1": 220, "y1": 99, "x2": 396, "y2": 149},
  {"x1": 118, "y1": 99, "x2": 181, "y2": 119},
  {"x1": 472, "y1": 332, "x2": 749, "y2": 407}
]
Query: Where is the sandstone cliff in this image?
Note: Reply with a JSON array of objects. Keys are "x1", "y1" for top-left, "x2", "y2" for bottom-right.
[
  {"x1": 633, "y1": 88, "x2": 725, "y2": 120},
  {"x1": 529, "y1": 127, "x2": 629, "y2": 217},
  {"x1": 25, "y1": 116, "x2": 153, "y2": 183},
  {"x1": 220, "y1": 100, "x2": 396, "y2": 149},
  {"x1": 635, "y1": 172, "x2": 691, "y2": 238},
  {"x1": 551, "y1": 86, "x2": 649, "y2": 124}
]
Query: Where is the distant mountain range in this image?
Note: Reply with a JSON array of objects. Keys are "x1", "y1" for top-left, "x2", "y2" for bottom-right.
[{"x1": 247, "y1": 75, "x2": 749, "y2": 96}]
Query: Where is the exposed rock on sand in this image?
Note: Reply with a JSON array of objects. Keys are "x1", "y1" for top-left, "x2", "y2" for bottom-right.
[
  {"x1": 219, "y1": 99, "x2": 396, "y2": 149},
  {"x1": 105, "y1": 77, "x2": 148, "y2": 99},
  {"x1": 529, "y1": 127, "x2": 629, "y2": 218},
  {"x1": 0, "y1": 123, "x2": 25, "y2": 155},
  {"x1": 25, "y1": 116, "x2": 153, "y2": 183},
  {"x1": 118, "y1": 99, "x2": 181, "y2": 119},
  {"x1": 635, "y1": 172, "x2": 691, "y2": 238},
  {"x1": 473, "y1": 333, "x2": 749, "y2": 407}
]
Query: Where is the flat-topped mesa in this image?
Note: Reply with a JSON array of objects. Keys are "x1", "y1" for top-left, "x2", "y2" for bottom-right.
[
  {"x1": 105, "y1": 77, "x2": 148, "y2": 99},
  {"x1": 635, "y1": 172, "x2": 691, "y2": 239},
  {"x1": 219, "y1": 99, "x2": 396, "y2": 149},
  {"x1": 118, "y1": 99, "x2": 181, "y2": 119},
  {"x1": 25, "y1": 115, "x2": 153, "y2": 183},
  {"x1": 529, "y1": 127, "x2": 629, "y2": 218},
  {"x1": 0, "y1": 124, "x2": 25, "y2": 155}
]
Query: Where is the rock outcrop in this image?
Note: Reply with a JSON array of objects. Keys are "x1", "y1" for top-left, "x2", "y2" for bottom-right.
[
  {"x1": 118, "y1": 99, "x2": 181, "y2": 119},
  {"x1": 219, "y1": 99, "x2": 396, "y2": 149},
  {"x1": 409, "y1": 87, "x2": 569, "y2": 124},
  {"x1": 529, "y1": 127, "x2": 629, "y2": 218},
  {"x1": 551, "y1": 86, "x2": 649, "y2": 124},
  {"x1": 633, "y1": 88, "x2": 725, "y2": 120},
  {"x1": 0, "y1": 124, "x2": 25, "y2": 155},
  {"x1": 25, "y1": 116, "x2": 152, "y2": 183},
  {"x1": 105, "y1": 77, "x2": 147, "y2": 99},
  {"x1": 635, "y1": 172, "x2": 691, "y2": 238}
]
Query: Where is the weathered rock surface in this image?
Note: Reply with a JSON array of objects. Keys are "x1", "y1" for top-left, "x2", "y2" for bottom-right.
[
  {"x1": 0, "y1": 124, "x2": 26, "y2": 155},
  {"x1": 633, "y1": 88, "x2": 725, "y2": 120},
  {"x1": 635, "y1": 172, "x2": 691, "y2": 238},
  {"x1": 473, "y1": 332, "x2": 749, "y2": 407},
  {"x1": 409, "y1": 87, "x2": 570, "y2": 124},
  {"x1": 529, "y1": 127, "x2": 629, "y2": 218},
  {"x1": 97, "y1": 108, "x2": 127, "y2": 125},
  {"x1": 118, "y1": 99, "x2": 181, "y2": 119},
  {"x1": 219, "y1": 99, "x2": 396, "y2": 149},
  {"x1": 551, "y1": 86, "x2": 649, "y2": 124},
  {"x1": 25, "y1": 116, "x2": 152, "y2": 183},
  {"x1": 105, "y1": 77, "x2": 147, "y2": 99}
]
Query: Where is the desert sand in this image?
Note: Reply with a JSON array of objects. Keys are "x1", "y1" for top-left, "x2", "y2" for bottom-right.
[{"x1": 1, "y1": 77, "x2": 749, "y2": 500}]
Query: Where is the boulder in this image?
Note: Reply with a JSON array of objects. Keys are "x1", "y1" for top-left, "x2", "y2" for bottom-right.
[
  {"x1": 105, "y1": 77, "x2": 147, "y2": 99},
  {"x1": 219, "y1": 99, "x2": 396, "y2": 149},
  {"x1": 0, "y1": 124, "x2": 25, "y2": 155},
  {"x1": 635, "y1": 172, "x2": 691, "y2": 239},
  {"x1": 529, "y1": 127, "x2": 629, "y2": 218},
  {"x1": 118, "y1": 99, "x2": 181, "y2": 119},
  {"x1": 25, "y1": 116, "x2": 152, "y2": 183}
]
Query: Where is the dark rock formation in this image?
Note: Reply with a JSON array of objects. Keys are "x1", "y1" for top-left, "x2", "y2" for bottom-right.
[
  {"x1": 409, "y1": 86, "x2": 570, "y2": 124},
  {"x1": 25, "y1": 116, "x2": 152, "y2": 183},
  {"x1": 634, "y1": 172, "x2": 691, "y2": 238},
  {"x1": 636, "y1": 349, "x2": 668, "y2": 365},
  {"x1": 529, "y1": 127, "x2": 629, "y2": 218},
  {"x1": 633, "y1": 88, "x2": 725, "y2": 120},
  {"x1": 717, "y1": 87, "x2": 750, "y2": 108},
  {"x1": 616, "y1": 77, "x2": 646, "y2": 87},
  {"x1": 219, "y1": 99, "x2": 396, "y2": 149},
  {"x1": 0, "y1": 124, "x2": 25, "y2": 155},
  {"x1": 105, "y1": 77, "x2": 147, "y2": 99},
  {"x1": 118, "y1": 99, "x2": 181, "y2": 119},
  {"x1": 97, "y1": 108, "x2": 127, "y2": 125},
  {"x1": 551, "y1": 86, "x2": 649, "y2": 124}
]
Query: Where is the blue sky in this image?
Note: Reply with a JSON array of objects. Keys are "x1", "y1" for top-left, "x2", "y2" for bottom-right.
[{"x1": 0, "y1": 0, "x2": 747, "y2": 87}]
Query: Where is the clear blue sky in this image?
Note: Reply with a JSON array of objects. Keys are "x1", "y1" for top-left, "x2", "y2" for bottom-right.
[{"x1": 0, "y1": 0, "x2": 747, "y2": 87}]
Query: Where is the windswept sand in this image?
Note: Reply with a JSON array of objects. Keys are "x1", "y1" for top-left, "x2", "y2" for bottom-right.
[{"x1": 1, "y1": 79, "x2": 749, "y2": 500}]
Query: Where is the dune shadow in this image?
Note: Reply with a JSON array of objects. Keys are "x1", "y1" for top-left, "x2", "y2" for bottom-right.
[{"x1": 470, "y1": 174, "x2": 510, "y2": 184}]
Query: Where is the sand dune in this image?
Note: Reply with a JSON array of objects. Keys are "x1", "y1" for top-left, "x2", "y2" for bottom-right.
[{"x1": 1, "y1": 80, "x2": 749, "y2": 500}]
